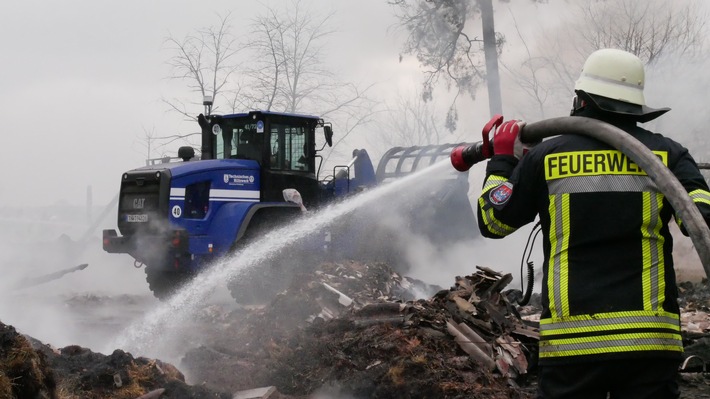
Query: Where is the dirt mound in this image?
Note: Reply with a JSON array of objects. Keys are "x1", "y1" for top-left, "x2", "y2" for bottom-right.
[
  {"x1": 0, "y1": 322, "x2": 56, "y2": 398},
  {"x1": 0, "y1": 321, "x2": 230, "y2": 399}
]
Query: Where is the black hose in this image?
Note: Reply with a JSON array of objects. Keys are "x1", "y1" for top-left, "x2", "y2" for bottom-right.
[{"x1": 521, "y1": 116, "x2": 710, "y2": 279}]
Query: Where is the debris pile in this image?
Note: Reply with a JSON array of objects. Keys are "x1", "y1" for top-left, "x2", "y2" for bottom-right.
[
  {"x1": 1, "y1": 260, "x2": 709, "y2": 398},
  {"x1": 0, "y1": 321, "x2": 229, "y2": 399},
  {"x1": 182, "y1": 261, "x2": 538, "y2": 398},
  {"x1": 0, "y1": 322, "x2": 55, "y2": 398},
  {"x1": 679, "y1": 280, "x2": 710, "y2": 334}
]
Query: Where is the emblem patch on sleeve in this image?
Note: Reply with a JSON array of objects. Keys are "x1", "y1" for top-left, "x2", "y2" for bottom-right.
[{"x1": 489, "y1": 182, "x2": 514, "y2": 206}]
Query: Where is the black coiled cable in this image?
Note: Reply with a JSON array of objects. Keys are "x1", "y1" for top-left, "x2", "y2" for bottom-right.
[{"x1": 517, "y1": 221, "x2": 541, "y2": 306}]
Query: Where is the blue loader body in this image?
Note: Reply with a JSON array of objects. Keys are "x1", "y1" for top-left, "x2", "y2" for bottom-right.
[{"x1": 103, "y1": 109, "x2": 476, "y2": 300}]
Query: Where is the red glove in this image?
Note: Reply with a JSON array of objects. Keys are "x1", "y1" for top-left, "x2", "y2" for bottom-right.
[{"x1": 493, "y1": 119, "x2": 527, "y2": 158}]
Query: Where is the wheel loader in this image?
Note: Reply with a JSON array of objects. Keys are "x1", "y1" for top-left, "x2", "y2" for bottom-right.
[{"x1": 103, "y1": 101, "x2": 478, "y2": 300}]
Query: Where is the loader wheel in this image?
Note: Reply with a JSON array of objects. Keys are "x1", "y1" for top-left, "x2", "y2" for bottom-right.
[{"x1": 145, "y1": 265, "x2": 191, "y2": 300}]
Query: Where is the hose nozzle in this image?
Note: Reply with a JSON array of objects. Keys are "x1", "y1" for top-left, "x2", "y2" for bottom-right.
[
  {"x1": 450, "y1": 114, "x2": 503, "y2": 172},
  {"x1": 450, "y1": 142, "x2": 487, "y2": 172}
]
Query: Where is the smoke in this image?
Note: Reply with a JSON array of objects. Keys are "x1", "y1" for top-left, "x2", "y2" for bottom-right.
[
  {"x1": 336, "y1": 162, "x2": 544, "y2": 293},
  {"x1": 402, "y1": 230, "x2": 543, "y2": 294},
  {"x1": 310, "y1": 384, "x2": 359, "y2": 399},
  {"x1": 645, "y1": 51, "x2": 710, "y2": 156},
  {"x1": 106, "y1": 164, "x2": 451, "y2": 356},
  {"x1": 498, "y1": 0, "x2": 710, "y2": 124},
  {"x1": 0, "y1": 157, "x2": 544, "y2": 367},
  {"x1": 0, "y1": 203, "x2": 155, "y2": 350},
  {"x1": 3, "y1": 0, "x2": 705, "y2": 373}
]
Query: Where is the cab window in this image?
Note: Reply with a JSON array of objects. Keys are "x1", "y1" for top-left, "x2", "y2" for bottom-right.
[
  {"x1": 270, "y1": 123, "x2": 310, "y2": 172},
  {"x1": 214, "y1": 120, "x2": 263, "y2": 163}
]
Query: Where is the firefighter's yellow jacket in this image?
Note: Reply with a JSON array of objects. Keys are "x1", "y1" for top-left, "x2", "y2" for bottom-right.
[{"x1": 478, "y1": 120, "x2": 710, "y2": 365}]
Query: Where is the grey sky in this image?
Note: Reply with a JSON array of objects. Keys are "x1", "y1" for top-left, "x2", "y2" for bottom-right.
[
  {"x1": 2, "y1": 1, "x2": 708, "y2": 209},
  {"x1": 0, "y1": 0, "x2": 415, "y2": 208}
]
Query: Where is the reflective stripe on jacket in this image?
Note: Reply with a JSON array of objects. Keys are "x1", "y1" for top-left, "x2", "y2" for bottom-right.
[{"x1": 478, "y1": 122, "x2": 710, "y2": 364}]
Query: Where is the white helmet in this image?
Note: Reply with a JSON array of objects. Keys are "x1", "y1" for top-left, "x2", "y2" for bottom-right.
[
  {"x1": 575, "y1": 48, "x2": 645, "y2": 105},
  {"x1": 573, "y1": 48, "x2": 669, "y2": 122}
]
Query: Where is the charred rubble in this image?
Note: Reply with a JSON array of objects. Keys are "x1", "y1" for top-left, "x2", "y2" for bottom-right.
[
  {"x1": 182, "y1": 261, "x2": 538, "y2": 398},
  {"x1": 1, "y1": 261, "x2": 709, "y2": 398},
  {"x1": 0, "y1": 320, "x2": 229, "y2": 399}
]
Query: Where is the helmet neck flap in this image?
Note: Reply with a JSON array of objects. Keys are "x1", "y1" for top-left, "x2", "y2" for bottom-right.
[{"x1": 571, "y1": 90, "x2": 670, "y2": 123}]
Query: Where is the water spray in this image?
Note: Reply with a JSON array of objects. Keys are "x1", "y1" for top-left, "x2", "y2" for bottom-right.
[{"x1": 109, "y1": 161, "x2": 454, "y2": 356}]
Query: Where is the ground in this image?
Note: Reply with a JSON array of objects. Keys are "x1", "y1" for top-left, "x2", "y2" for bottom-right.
[{"x1": 1, "y1": 260, "x2": 709, "y2": 398}]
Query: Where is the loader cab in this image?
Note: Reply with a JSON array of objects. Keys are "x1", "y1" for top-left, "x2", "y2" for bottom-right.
[{"x1": 199, "y1": 111, "x2": 326, "y2": 208}]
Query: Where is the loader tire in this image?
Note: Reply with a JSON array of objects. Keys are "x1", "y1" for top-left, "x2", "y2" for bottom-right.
[{"x1": 145, "y1": 265, "x2": 191, "y2": 300}]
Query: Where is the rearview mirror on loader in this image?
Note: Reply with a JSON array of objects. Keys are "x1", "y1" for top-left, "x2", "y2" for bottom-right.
[{"x1": 324, "y1": 125, "x2": 333, "y2": 147}]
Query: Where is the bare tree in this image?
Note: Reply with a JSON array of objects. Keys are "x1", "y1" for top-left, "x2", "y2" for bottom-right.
[
  {"x1": 577, "y1": 0, "x2": 706, "y2": 65},
  {"x1": 160, "y1": 2, "x2": 381, "y2": 168},
  {"x1": 133, "y1": 126, "x2": 201, "y2": 163},
  {"x1": 390, "y1": 0, "x2": 491, "y2": 131},
  {"x1": 379, "y1": 90, "x2": 447, "y2": 148},
  {"x1": 500, "y1": 8, "x2": 551, "y2": 120},
  {"x1": 242, "y1": 0, "x2": 337, "y2": 113},
  {"x1": 505, "y1": 0, "x2": 707, "y2": 120},
  {"x1": 238, "y1": 0, "x2": 379, "y2": 165},
  {"x1": 539, "y1": 1, "x2": 706, "y2": 100},
  {"x1": 133, "y1": 126, "x2": 158, "y2": 161},
  {"x1": 163, "y1": 13, "x2": 243, "y2": 119},
  {"x1": 160, "y1": 13, "x2": 240, "y2": 153},
  {"x1": 242, "y1": 1, "x2": 377, "y2": 119},
  {"x1": 389, "y1": 0, "x2": 547, "y2": 130}
]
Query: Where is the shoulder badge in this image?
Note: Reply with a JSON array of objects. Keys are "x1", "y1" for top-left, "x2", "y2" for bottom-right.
[{"x1": 489, "y1": 182, "x2": 514, "y2": 206}]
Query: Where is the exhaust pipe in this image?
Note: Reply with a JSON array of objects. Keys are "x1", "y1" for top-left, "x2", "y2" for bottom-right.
[{"x1": 452, "y1": 116, "x2": 710, "y2": 278}]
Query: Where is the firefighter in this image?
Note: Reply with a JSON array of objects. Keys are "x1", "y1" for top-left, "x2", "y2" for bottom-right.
[{"x1": 476, "y1": 48, "x2": 710, "y2": 398}]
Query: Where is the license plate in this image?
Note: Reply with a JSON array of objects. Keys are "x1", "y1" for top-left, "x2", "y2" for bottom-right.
[{"x1": 126, "y1": 214, "x2": 149, "y2": 222}]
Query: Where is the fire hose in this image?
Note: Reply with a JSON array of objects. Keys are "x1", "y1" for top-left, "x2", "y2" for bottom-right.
[{"x1": 451, "y1": 116, "x2": 710, "y2": 280}]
